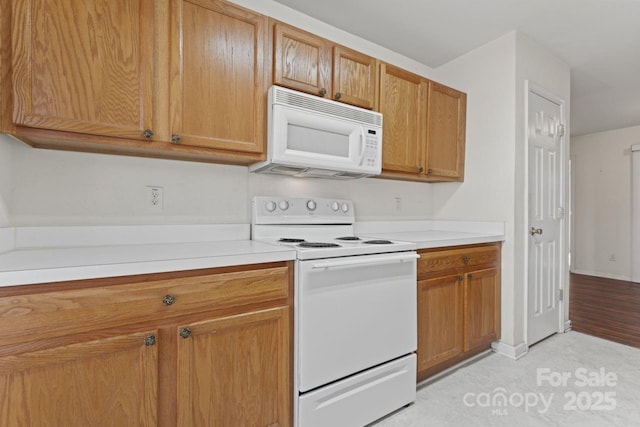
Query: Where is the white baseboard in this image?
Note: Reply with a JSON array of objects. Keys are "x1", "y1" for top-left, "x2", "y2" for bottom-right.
[
  {"x1": 563, "y1": 320, "x2": 572, "y2": 333},
  {"x1": 571, "y1": 269, "x2": 631, "y2": 282},
  {"x1": 491, "y1": 340, "x2": 528, "y2": 360}
]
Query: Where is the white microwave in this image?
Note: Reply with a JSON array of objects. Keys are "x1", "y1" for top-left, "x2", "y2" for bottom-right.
[{"x1": 249, "y1": 86, "x2": 383, "y2": 179}]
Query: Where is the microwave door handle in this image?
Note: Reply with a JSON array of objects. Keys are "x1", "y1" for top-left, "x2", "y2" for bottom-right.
[{"x1": 358, "y1": 128, "x2": 366, "y2": 166}]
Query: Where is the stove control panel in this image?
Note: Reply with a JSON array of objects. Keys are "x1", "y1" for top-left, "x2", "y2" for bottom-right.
[{"x1": 253, "y1": 196, "x2": 355, "y2": 225}]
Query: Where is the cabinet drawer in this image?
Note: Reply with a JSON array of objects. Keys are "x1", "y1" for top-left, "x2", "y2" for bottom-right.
[
  {"x1": 418, "y1": 245, "x2": 498, "y2": 277},
  {"x1": 0, "y1": 266, "x2": 289, "y2": 347}
]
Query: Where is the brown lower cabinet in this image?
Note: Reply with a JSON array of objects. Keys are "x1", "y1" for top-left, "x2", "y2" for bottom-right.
[
  {"x1": 417, "y1": 243, "x2": 501, "y2": 382},
  {"x1": 0, "y1": 262, "x2": 293, "y2": 427}
]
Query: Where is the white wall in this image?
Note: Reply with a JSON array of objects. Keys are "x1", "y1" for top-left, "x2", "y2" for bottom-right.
[
  {"x1": 8, "y1": 141, "x2": 249, "y2": 226},
  {"x1": 3, "y1": 138, "x2": 434, "y2": 226},
  {"x1": 0, "y1": 134, "x2": 12, "y2": 226},
  {"x1": 571, "y1": 125, "x2": 640, "y2": 280}
]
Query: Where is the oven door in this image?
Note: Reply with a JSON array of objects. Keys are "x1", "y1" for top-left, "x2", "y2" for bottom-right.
[{"x1": 296, "y1": 252, "x2": 418, "y2": 393}]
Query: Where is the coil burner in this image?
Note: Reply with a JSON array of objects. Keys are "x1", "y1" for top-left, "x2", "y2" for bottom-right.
[
  {"x1": 298, "y1": 242, "x2": 342, "y2": 248},
  {"x1": 363, "y1": 240, "x2": 394, "y2": 245}
]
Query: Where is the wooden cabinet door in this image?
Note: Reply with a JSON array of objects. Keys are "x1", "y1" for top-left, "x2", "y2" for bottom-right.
[
  {"x1": 379, "y1": 63, "x2": 427, "y2": 175},
  {"x1": 0, "y1": 330, "x2": 158, "y2": 426},
  {"x1": 425, "y1": 81, "x2": 467, "y2": 180},
  {"x1": 273, "y1": 22, "x2": 332, "y2": 98},
  {"x1": 170, "y1": 0, "x2": 267, "y2": 154},
  {"x1": 11, "y1": 0, "x2": 155, "y2": 140},
  {"x1": 177, "y1": 306, "x2": 291, "y2": 427},
  {"x1": 464, "y1": 268, "x2": 500, "y2": 351},
  {"x1": 332, "y1": 46, "x2": 377, "y2": 109},
  {"x1": 417, "y1": 275, "x2": 463, "y2": 374}
]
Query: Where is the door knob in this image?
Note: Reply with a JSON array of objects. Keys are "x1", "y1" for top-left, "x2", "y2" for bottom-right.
[{"x1": 530, "y1": 227, "x2": 543, "y2": 236}]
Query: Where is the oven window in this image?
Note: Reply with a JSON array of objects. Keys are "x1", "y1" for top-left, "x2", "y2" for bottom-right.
[{"x1": 287, "y1": 124, "x2": 349, "y2": 158}]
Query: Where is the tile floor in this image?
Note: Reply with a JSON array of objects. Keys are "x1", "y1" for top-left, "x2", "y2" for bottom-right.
[{"x1": 372, "y1": 331, "x2": 640, "y2": 426}]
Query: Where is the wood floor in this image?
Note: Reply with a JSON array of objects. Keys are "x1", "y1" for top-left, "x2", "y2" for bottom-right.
[{"x1": 570, "y1": 273, "x2": 640, "y2": 348}]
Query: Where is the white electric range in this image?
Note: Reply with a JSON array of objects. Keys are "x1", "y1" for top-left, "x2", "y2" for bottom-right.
[{"x1": 252, "y1": 196, "x2": 418, "y2": 427}]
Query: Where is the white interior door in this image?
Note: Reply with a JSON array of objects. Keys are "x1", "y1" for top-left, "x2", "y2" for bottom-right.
[{"x1": 527, "y1": 88, "x2": 565, "y2": 346}]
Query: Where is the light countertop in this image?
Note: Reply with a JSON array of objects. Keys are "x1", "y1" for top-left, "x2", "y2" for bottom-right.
[
  {"x1": 355, "y1": 220, "x2": 505, "y2": 250},
  {"x1": 362, "y1": 230, "x2": 504, "y2": 249},
  {"x1": 0, "y1": 225, "x2": 295, "y2": 287},
  {"x1": 0, "y1": 220, "x2": 505, "y2": 288}
]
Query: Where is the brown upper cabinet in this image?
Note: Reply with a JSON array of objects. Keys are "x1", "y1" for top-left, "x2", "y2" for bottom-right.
[
  {"x1": 378, "y1": 63, "x2": 427, "y2": 175},
  {"x1": 3, "y1": 0, "x2": 268, "y2": 164},
  {"x1": 272, "y1": 22, "x2": 378, "y2": 110},
  {"x1": 169, "y1": 0, "x2": 268, "y2": 156},
  {"x1": 10, "y1": 0, "x2": 155, "y2": 141},
  {"x1": 378, "y1": 62, "x2": 467, "y2": 182},
  {"x1": 2, "y1": 0, "x2": 466, "y2": 173},
  {"x1": 426, "y1": 82, "x2": 467, "y2": 180}
]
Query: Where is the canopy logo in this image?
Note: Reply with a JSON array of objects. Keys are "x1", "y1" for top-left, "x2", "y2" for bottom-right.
[
  {"x1": 462, "y1": 367, "x2": 617, "y2": 416},
  {"x1": 463, "y1": 388, "x2": 553, "y2": 416}
]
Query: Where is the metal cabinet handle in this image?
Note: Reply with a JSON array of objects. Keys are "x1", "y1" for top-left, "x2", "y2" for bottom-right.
[
  {"x1": 143, "y1": 129, "x2": 154, "y2": 139},
  {"x1": 418, "y1": 166, "x2": 424, "y2": 173},
  {"x1": 468, "y1": 273, "x2": 473, "y2": 280},
  {"x1": 335, "y1": 92, "x2": 342, "y2": 100},
  {"x1": 162, "y1": 294, "x2": 176, "y2": 306},
  {"x1": 463, "y1": 256, "x2": 470, "y2": 264},
  {"x1": 171, "y1": 134, "x2": 181, "y2": 143},
  {"x1": 179, "y1": 327, "x2": 192, "y2": 339},
  {"x1": 458, "y1": 274, "x2": 464, "y2": 282},
  {"x1": 530, "y1": 227, "x2": 543, "y2": 236},
  {"x1": 319, "y1": 88, "x2": 327, "y2": 96},
  {"x1": 144, "y1": 335, "x2": 157, "y2": 346},
  {"x1": 428, "y1": 168, "x2": 433, "y2": 175}
]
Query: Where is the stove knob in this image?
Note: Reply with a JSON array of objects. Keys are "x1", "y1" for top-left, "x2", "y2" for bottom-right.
[
  {"x1": 278, "y1": 200, "x2": 290, "y2": 211},
  {"x1": 331, "y1": 202, "x2": 340, "y2": 212},
  {"x1": 306, "y1": 200, "x2": 317, "y2": 211},
  {"x1": 265, "y1": 201, "x2": 277, "y2": 212},
  {"x1": 341, "y1": 203, "x2": 350, "y2": 213}
]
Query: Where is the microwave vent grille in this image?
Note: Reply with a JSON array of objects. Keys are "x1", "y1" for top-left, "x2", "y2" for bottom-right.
[{"x1": 274, "y1": 87, "x2": 382, "y2": 127}]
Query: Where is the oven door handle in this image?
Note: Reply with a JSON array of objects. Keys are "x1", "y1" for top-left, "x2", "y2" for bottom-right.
[{"x1": 310, "y1": 253, "x2": 420, "y2": 269}]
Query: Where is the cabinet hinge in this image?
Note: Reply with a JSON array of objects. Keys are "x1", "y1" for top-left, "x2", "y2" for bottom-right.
[{"x1": 558, "y1": 289, "x2": 564, "y2": 301}]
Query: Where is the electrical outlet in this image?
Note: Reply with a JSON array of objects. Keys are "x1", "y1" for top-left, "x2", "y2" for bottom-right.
[{"x1": 146, "y1": 186, "x2": 164, "y2": 212}]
